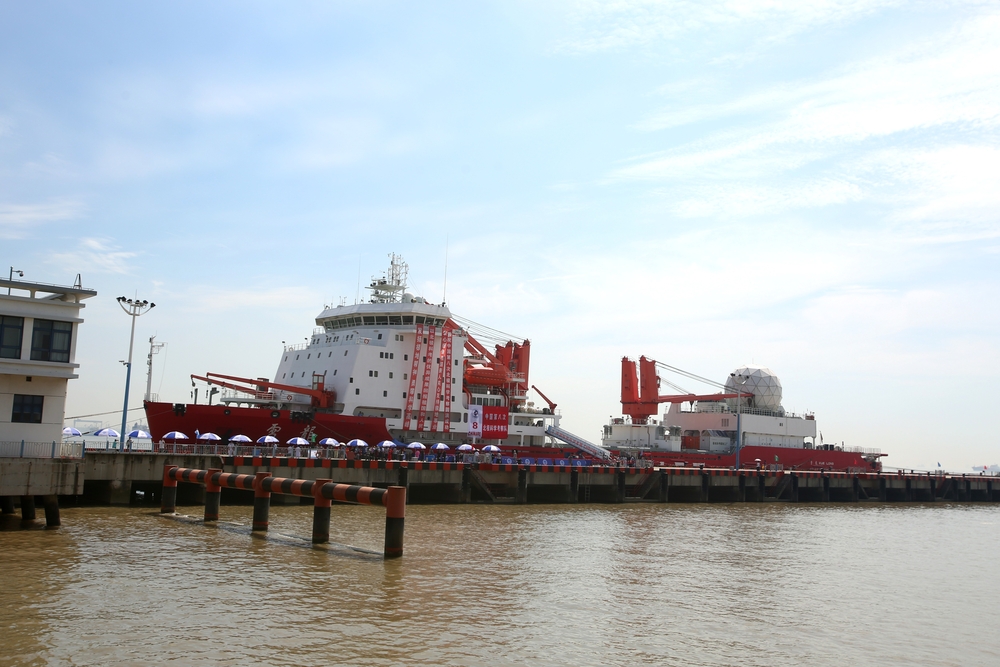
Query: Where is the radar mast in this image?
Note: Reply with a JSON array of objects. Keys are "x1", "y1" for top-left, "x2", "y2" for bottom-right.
[{"x1": 368, "y1": 253, "x2": 409, "y2": 303}]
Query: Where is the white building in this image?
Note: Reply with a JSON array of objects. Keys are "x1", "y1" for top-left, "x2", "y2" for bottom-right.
[{"x1": 0, "y1": 276, "x2": 97, "y2": 444}]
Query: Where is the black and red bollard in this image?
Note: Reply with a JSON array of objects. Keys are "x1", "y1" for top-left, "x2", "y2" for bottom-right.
[
  {"x1": 252, "y1": 471, "x2": 270, "y2": 532},
  {"x1": 383, "y1": 485, "x2": 406, "y2": 559},
  {"x1": 204, "y1": 468, "x2": 221, "y2": 522},
  {"x1": 161, "y1": 465, "x2": 178, "y2": 513},
  {"x1": 312, "y1": 478, "x2": 332, "y2": 544}
]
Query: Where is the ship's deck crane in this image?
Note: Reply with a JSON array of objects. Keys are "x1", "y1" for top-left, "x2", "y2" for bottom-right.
[
  {"x1": 621, "y1": 356, "x2": 750, "y2": 424},
  {"x1": 190, "y1": 372, "x2": 336, "y2": 409},
  {"x1": 530, "y1": 385, "x2": 557, "y2": 413}
]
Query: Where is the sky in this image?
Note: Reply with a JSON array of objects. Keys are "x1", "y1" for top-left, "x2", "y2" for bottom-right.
[{"x1": 2, "y1": 1, "x2": 998, "y2": 471}]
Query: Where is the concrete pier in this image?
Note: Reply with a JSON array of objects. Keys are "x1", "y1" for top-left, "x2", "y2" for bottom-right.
[{"x1": 39, "y1": 452, "x2": 1000, "y2": 506}]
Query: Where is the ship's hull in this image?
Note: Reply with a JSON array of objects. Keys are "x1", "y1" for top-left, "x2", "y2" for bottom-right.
[
  {"x1": 146, "y1": 401, "x2": 874, "y2": 471},
  {"x1": 144, "y1": 401, "x2": 393, "y2": 445}
]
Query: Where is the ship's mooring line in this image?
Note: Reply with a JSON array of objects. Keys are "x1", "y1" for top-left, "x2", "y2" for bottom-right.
[{"x1": 65, "y1": 406, "x2": 145, "y2": 420}]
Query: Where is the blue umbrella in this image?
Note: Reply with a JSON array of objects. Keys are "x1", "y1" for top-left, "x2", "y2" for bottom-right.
[
  {"x1": 377, "y1": 440, "x2": 397, "y2": 448},
  {"x1": 431, "y1": 443, "x2": 451, "y2": 451},
  {"x1": 163, "y1": 431, "x2": 188, "y2": 440},
  {"x1": 482, "y1": 445, "x2": 501, "y2": 452},
  {"x1": 286, "y1": 437, "x2": 309, "y2": 445},
  {"x1": 63, "y1": 427, "x2": 82, "y2": 436},
  {"x1": 406, "y1": 442, "x2": 426, "y2": 450},
  {"x1": 94, "y1": 428, "x2": 120, "y2": 438},
  {"x1": 457, "y1": 444, "x2": 474, "y2": 451},
  {"x1": 256, "y1": 435, "x2": 279, "y2": 444},
  {"x1": 318, "y1": 437, "x2": 339, "y2": 446},
  {"x1": 229, "y1": 434, "x2": 252, "y2": 443},
  {"x1": 198, "y1": 432, "x2": 222, "y2": 441},
  {"x1": 347, "y1": 438, "x2": 368, "y2": 448},
  {"x1": 128, "y1": 429, "x2": 152, "y2": 439}
]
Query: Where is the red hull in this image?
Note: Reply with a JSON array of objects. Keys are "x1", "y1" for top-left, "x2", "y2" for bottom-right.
[
  {"x1": 145, "y1": 401, "x2": 875, "y2": 472},
  {"x1": 144, "y1": 401, "x2": 393, "y2": 445}
]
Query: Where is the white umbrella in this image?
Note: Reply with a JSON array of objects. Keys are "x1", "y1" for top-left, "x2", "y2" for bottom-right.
[
  {"x1": 229, "y1": 434, "x2": 252, "y2": 443},
  {"x1": 406, "y1": 442, "x2": 426, "y2": 450},
  {"x1": 482, "y1": 445, "x2": 501, "y2": 452},
  {"x1": 318, "y1": 437, "x2": 340, "y2": 446},
  {"x1": 457, "y1": 444, "x2": 474, "y2": 451},
  {"x1": 63, "y1": 427, "x2": 82, "y2": 436},
  {"x1": 377, "y1": 440, "x2": 397, "y2": 448},
  {"x1": 287, "y1": 437, "x2": 310, "y2": 445},
  {"x1": 431, "y1": 443, "x2": 451, "y2": 451},
  {"x1": 163, "y1": 431, "x2": 188, "y2": 440},
  {"x1": 347, "y1": 438, "x2": 368, "y2": 448},
  {"x1": 94, "y1": 428, "x2": 120, "y2": 438},
  {"x1": 198, "y1": 432, "x2": 222, "y2": 441},
  {"x1": 256, "y1": 435, "x2": 279, "y2": 444},
  {"x1": 128, "y1": 429, "x2": 152, "y2": 439}
]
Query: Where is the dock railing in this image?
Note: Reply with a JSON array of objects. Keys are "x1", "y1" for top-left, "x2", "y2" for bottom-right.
[{"x1": 0, "y1": 441, "x2": 84, "y2": 459}]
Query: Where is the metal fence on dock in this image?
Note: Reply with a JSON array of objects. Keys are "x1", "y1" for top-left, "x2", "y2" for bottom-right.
[{"x1": 0, "y1": 441, "x2": 84, "y2": 459}]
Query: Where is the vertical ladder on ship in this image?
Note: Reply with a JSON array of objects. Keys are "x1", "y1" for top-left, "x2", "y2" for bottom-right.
[
  {"x1": 403, "y1": 324, "x2": 424, "y2": 431},
  {"x1": 432, "y1": 328, "x2": 453, "y2": 434},
  {"x1": 417, "y1": 325, "x2": 436, "y2": 433}
]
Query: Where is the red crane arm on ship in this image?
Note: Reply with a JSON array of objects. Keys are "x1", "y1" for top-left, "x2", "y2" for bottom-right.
[
  {"x1": 191, "y1": 372, "x2": 336, "y2": 409},
  {"x1": 621, "y1": 356, "x2": 750, "y2": 424},
  {"x1": 530, "y1": 385, "x2": 557, "y2": 412}
]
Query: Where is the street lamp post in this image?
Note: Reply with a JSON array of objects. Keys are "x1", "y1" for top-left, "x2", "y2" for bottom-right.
[
  {"x1": 8, "y1": 267, "x2": 23, "y2": 295},
  {"x1": 730, "y1": 372, "x2": 748, "y2": 470},
  {"x1": 117, "y1": 296, "x2": 155, "y2": 451}
]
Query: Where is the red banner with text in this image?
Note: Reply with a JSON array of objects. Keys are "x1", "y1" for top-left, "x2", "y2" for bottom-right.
[{"x1": 482, "y1": 406, "x2": 509, "y2": 439}]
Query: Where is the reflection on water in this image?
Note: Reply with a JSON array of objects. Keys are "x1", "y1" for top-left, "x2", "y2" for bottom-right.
[{"x1": 2, "y1": 503, "x2": 999, "y2": 666}]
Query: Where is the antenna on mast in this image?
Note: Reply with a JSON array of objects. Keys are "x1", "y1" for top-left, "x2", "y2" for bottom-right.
[
  {"x1": 355, "y1": 255, "x2": 361, "y2": 305},
  {"x1": 443, "y1": 235, "x2": 449, "y2": 305}
]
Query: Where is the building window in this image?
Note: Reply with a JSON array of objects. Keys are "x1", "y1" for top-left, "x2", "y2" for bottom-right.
[
  {"x1": 355, "y1": 388, "x2": 360, "y2": 395},
  {"x1": 383, "y1": 390, "x2": 388, "y2": 397},
  {"x1": 30, "y1": 319, "x2": 72, "y2": 362},
  {"x1": 378, "y1": 333, "x2": 383, "y2": 340},
  {"x1": 0, "y1": 315, "x2": 24, "y2": 359},
  {"x1": 404, "y1": 354, "x2": 408, "y2": 361},
  {"x1": 403, "y1": 373, "x2": 408, "y2": 380},
  {"x1": 389, "y1": 372, "x2": 393, "y2": 379},
  {"x1": 12, "y1": 394, "x2": 44, "y2": 423},
  {"x1": 389, "y1": 353, "x2": 394, "y2": 359}
]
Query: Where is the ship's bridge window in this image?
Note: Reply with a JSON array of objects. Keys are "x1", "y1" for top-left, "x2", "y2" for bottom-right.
[
  {"x1": 363, "y1": 316, "x2": 375, "y2": 325},
  {"x1": 402, "y1": 316, "x2": 413, "y2": 325},
  {"x1": 416, "y1": 316, "x2": 425, "y2": 324},
  {"x1": 376, "y1": 316, "x2": 388, "y2": 325},
  {"x1": 389, "y1": 316, "x2": 401, "y2": 325}
]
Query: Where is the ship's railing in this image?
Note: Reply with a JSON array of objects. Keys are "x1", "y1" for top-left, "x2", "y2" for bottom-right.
[
  {"x1": 283, "y1": 343, "x2": 308, "y2": 352},
  {"x1": 0, "y1": 440, "x2": 84, "y2": 459}
]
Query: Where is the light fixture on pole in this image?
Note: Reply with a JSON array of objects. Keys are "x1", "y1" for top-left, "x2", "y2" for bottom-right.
[
  {"x1": 730, "y1": 372, "x2": 748, "y2": 470},
  {"x1": 8, "y1": 267, "x2": 23, "y2": 295},
  {"x1": 117, "y1": 296, "x2": 155, "y2": 452}
]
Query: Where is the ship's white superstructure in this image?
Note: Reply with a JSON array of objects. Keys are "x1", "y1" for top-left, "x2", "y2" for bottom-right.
[{"x1": 218, "y1": 254, "x2": 562, "y2": 447}]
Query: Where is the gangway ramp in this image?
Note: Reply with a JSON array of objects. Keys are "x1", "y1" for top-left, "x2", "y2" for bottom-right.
[{"x1": 545, "y1": 425, "x2": 612, "y2": 460}]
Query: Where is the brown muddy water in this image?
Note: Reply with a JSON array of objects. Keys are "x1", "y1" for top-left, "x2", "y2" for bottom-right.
[{"x1": 1, "y1": 502, "x2": 999, "y2": 666}]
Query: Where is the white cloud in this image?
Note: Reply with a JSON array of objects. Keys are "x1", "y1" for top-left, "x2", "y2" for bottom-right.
[
  {"x1": 0, "y1": 200, "x2": 83, "y2": 239},
  {"x1": 50, "y1": 238, "x2": 138, "y2": 275},
  {"x1": 554, "y1": 0, "x2": 905, "y2": 54}
]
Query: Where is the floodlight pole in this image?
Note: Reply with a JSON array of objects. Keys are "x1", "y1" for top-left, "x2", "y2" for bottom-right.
[{"x1": 117, "y1": 297, "x2": 155, "y2": 452}]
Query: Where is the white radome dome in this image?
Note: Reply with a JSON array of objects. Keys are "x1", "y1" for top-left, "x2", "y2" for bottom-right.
[{"x1": 725, "y1": 365, "x2": 782, "y2": 411}]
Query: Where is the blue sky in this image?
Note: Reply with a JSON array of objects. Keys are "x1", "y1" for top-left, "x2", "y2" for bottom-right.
[{"x1": 3, "y1": 1, "x2": 998, "y2": 470}]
